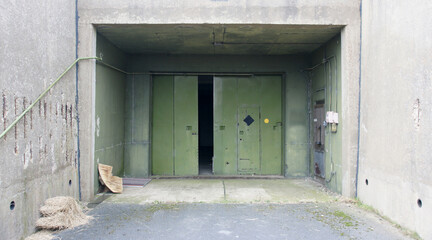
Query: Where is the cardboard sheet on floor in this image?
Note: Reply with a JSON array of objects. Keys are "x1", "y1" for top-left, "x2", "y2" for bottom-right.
[{"x1": 98, "y1": 163, "x2": 123, "y2": 193}]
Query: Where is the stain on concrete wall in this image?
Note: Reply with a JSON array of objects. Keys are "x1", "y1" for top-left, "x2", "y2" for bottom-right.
[
  {"x1": 0, "y1": 0, "x2": 78, "y2": 239},
  {"x1": 358, "y1": 0, "x2": 432, "y2": 239}
]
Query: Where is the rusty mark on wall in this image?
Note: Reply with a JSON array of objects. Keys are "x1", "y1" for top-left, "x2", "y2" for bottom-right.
[
  {"x1": 14, "y1": 96, "x2": 18, "y2": 154},
  {"x1": 30, "y1": 107, "x2": 33, "y2": 129},
  {"x1": 69, "y1": 104, "x2": 73, "y2": 130},
  {"x1": 43, "y1": 101, "x2": 47, "y2": 120},
  {"x1": 30, "y1": 141, "x2": 33, "y2": 160},
  {"x1": 74, "y1": 150, "x2": 77, "y2": 166},
  {"x1": 2, "y1": 93, "x2": 7, "y2": 140},
  {"x1": 23, "y1": 97, "x2": 27, "y2": 139},
  {"x1": 413, "y1": 98, "x2": 421, "y2": 130},
  {"x1": 65, "y1": 103, "x2": 68, "y2": 122},
  {"x1": 65, "y1": 148, "x2": 69, "y2": 163}
]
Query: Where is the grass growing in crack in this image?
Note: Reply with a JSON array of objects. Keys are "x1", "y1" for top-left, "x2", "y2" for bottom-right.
[
  {"x1": 332, "y1": 210, "x2": 356, "y2": 227},
  {"x1": 354, "y1": 200, "x2": 422, "y2": 240},
  {"x1": 145, "y1": 202, "x2": 180, "y2": 213}
]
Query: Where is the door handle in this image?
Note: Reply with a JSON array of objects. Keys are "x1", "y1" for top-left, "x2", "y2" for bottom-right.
[
  {"x1": 186, "y1": 126, "x2": 192, "y2": 131},
  {"x1": 273, "y1": 122, "x2": 282, "y2": 130}
]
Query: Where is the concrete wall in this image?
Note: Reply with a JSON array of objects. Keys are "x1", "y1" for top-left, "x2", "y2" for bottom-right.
[
  {"x1": 94, "y1": 34, "x2": 127, "y2": 192},
  {"x1": 309, "y1": 35, "x2": 343, "y2": 193},
  {"x1": 357, "y1": 0, "x2": 432, "y2": 239},
  {"x1": 0, "y1": 1, "x2": 78, "y2": 239},
  {"x1": 78, "y1": 0, "x2": 361, "y2": 200}
]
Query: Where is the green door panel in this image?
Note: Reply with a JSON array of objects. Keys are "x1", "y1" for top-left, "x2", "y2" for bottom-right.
[
  {"x1": 238, "y1": 107, "x2": 260, "y2": 173},
  {"x1": 152, "y1": 76, "x2": 174, "y2": 175},
  {"x1": 214, "y1": 77, "x2": 238, "y2": 175},
  {"x1": 213, "y1": 76, "x2": 282, "y2": 175},
  {"x1": 259, "y1": 76, "x2": 282, "y2": 174},
  {"x1": 174, "y1": 76, "x2": 198, "y2": 176}
]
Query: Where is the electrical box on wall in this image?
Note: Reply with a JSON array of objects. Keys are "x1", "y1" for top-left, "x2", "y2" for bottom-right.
[
  {"x1": 326, "y1": 111, "x2": 339, "y2": 133},
  {"x1": 326, "y1": 111, "x2": 339, "y2": 124}
]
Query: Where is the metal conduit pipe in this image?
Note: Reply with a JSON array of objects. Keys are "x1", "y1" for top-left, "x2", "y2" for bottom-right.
[
  {"x1": 0, "y1": 57, "x2": 100, "y2": 140},
  {"x1": 96, "y1": 59, "x2": 281, "y2": 76}
]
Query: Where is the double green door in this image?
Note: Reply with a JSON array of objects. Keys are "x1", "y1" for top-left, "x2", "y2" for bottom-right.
[{"x1": 152, "y1": 75, "x2": 282, "y2": 176}]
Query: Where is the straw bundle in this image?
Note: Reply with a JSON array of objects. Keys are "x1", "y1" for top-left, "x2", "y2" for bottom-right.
[{"x1": 35, "y1": 196, "x2": 90, "y2": 230}]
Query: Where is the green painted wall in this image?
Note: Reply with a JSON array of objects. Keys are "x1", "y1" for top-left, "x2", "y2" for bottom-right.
[
  {"x1": 94, "y1": 34, "x2": 127, "y2": 192},
  {"x1": 309, "y1": 35, "x2": 342, "y2": 193},
  {"x1": 126, "y1": 55, "x2": 310, "y2": 177},
  {"x1": 284, "y1": 68, "x2": 310, "y2": 177},
  {"x1": 124, "y1": 74, "x2": 151, "y2": 178}
]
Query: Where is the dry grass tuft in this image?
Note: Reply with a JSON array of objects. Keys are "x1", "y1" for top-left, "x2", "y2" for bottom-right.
[{"x1": 35, "y1": 196, "x2": 91, "y2": 230}]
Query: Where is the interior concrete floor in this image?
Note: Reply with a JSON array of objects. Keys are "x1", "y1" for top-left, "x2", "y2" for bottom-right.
[
  {"x1": 199, "y1": 147, "x2": 213, "y2": 175},
  {"x1": 48, "y1": 179, "x2": 412, "y2": 239}
]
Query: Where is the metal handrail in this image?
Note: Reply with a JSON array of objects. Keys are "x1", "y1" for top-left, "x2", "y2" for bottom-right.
[{"x1": 0, "y1": 57, "x2": 100, "y2": 139}]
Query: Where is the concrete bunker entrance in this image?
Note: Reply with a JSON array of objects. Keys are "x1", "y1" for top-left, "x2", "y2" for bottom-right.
[{"x1": 93, "y1": 24, "x2": 342, "y2": 193}]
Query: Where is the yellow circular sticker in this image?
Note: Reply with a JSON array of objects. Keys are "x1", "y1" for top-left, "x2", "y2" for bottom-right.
[{"x1": 264, "y1": 118, "x2": 270, "y2": 124}]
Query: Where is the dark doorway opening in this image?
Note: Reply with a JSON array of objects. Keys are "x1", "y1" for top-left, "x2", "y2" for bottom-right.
[{"x1": 198, "y1": 75, "x2": 214, "y2": 175}]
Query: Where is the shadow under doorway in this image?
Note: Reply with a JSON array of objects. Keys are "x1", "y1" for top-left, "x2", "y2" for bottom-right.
[{"x1": 198, "y1": 75, "x2": 214, "y2": 175}]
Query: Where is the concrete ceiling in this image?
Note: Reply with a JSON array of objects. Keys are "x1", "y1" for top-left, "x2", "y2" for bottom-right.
[{"x1": 96, "y1": 24, "x2": 342, "y2": 55}]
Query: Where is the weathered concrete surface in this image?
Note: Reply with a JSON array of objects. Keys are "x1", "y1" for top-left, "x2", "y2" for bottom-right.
[
  {"x1": 53, "y1": 180, "x2": 411, "y2": 240},
  {"x1": 357, "y1": 1, "x2": 432, "y2": 239},
  {"x1": 56, "y1": 203, "x2": 412, "y2": 240},
  {"x1": 105, "y1": 179, "x2": 336, "y2": 204},
  {"x1": 0, "y1": 0, "x2": 79, "y2": 239},
  {"x1": 77, "y1": 0, "x2": 361, "y2": 201}
]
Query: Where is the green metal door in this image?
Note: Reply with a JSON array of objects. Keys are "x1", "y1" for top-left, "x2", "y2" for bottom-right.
[
  {"x1": 213, "y1": 77, "x2": 238, "y2": 175},
  {"x1": 214, "y1": 75, "x2": 282, "y2": 175},
  {"x1": 152, "y1": 76, "x2": 174, "y2": 175},
  {"x1": 238, "y1": 107, "x2": 260, "y2": 173},
  {"x1": 152, "y1": 75, "x2": 198, "y2": 176},
  {"x1": 174, "y1": 76, "x2": 198, "y2": 176},
  {"x1": 259, "y1": 76, "x2": 282, "y2": 175}
]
